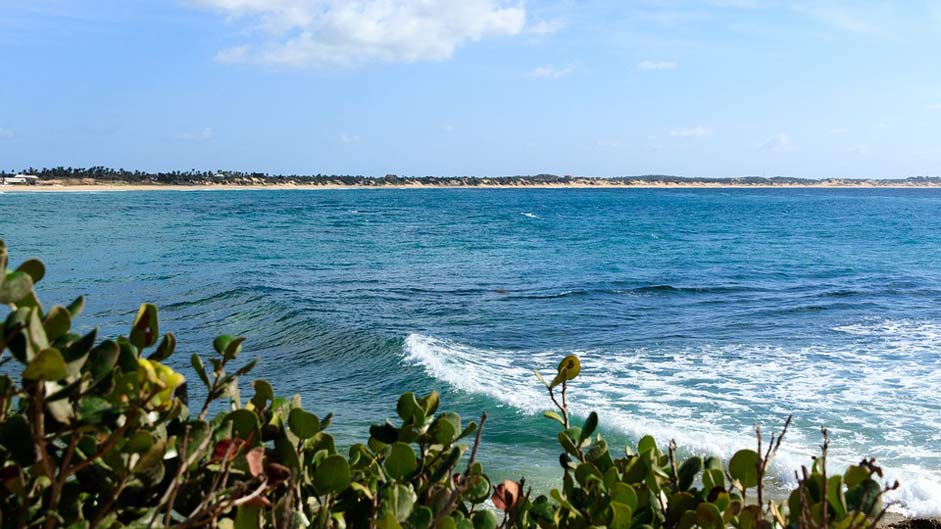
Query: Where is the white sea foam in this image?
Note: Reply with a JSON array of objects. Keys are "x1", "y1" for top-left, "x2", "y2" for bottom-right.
[
  {"x1": 522, "y1": 212, "x2": 539, "y2": 218},
  {"x1": 403, "y1": 329, "x2": 941, "y2": 517}
]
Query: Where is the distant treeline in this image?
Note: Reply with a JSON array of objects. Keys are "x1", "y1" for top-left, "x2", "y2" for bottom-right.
[{"x1": 4, "y1": 166, "x2": 940, "y2": 186}]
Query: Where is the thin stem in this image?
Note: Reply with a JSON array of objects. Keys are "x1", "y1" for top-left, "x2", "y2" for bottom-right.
[{"x1": 431, "y1": 413, "x2": 488, "y2": 529}]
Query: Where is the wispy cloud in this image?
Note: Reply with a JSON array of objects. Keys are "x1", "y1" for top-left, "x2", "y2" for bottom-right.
[
  {"x1": 669, "y1": 126, "x2": 712, "y2": 138},
  {"x1": 525, "y1": 18, "x2": 565, "y2": 35},
  {"x1": 828, "y1": 128, "x2": 849, "y2": 135},
  {"x1": 529, "y1": 63, "x2": 574, "y2": 79},
  {"x1": 638, "y1": 60, "x2": 677, "y2": 71},
  {"x1": 216, "y1": 45, "x2": 250, "y2": 64},
  {"x1": 179, "y1": 127, "x2": 214, "y2": 142},
  {"x1": 340, "y1": 132, "x2": 361, "y2": 144},
  {"x1": 926, "y1": 103, "x2": 941, "y2": 110},
  {"x1": 759, "y1": 133, "x2": 794, "y2": 152},
  {"x1": 192, "y1": 0, "x2": 527, "y2": 68},
  {"x1": 0, "y1": 128, "x2": 14, "y2": 140},
  {"x1": 596, "y1": 139, "x2": 622, "y2": 147},
  {"x1": 794, "y1": 4, "x2": 875, "y2": 33}
]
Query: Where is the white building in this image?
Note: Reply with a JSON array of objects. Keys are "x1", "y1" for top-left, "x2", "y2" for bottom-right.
[{"x1": 1, "y1": 174, "x2": 39, "y2": 185}]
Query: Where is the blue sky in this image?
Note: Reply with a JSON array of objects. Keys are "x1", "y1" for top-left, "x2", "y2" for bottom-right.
[{"x1": 1, "y1": 0, "x2": 940, "y2": 179}]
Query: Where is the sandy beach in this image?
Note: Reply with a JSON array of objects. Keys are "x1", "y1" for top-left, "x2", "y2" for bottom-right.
[{"x1": 5, "y1": 182, "x2": 941, "y2": 192}]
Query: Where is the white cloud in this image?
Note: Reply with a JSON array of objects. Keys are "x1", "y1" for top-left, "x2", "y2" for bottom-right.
[
  {"x1": 216, "y1": 45, "x2": 251, "y2": 64},
  {"x1": 926, "y1": 103, "x2": 941, "y2": 110},
  {"x1": 828, "y1": 128, "x2": 849, "y2": 135},
  {"x1": 529, "y1": 63, "x2": 574, "y2": 79},
  {"x1": 638, "y1": 60, "x2": 677, "y2": 71},
  {"x1": 759, "y1": 133, "x2": 794, "y2": 152},
  {"x1": 180, "y1": 127, "x2": 215, "y2": 142},
  {"x1": 525, "y1": 18, "x2": 565, "y2": 35},
  {"x1": 192, "y1": 0, "x2": 527, "y2": 68},
  {"x1": 0, "y1": 128, "x2": 14, "y2": 140},
  {"x1": 669, "y1": 126, "x2": 712, "y2": 138},
  {"x1": 339, "y1": 132, "x2": 360, "y2": 144}
]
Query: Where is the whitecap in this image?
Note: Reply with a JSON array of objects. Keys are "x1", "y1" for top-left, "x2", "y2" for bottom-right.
[{"x1": 402, "y1": 333, "x2": 941, "y2": 517}]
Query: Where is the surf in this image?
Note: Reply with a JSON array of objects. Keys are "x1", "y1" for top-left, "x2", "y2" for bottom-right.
[{"x1": 402, "y1": 332, "x2": 941, "y2": 517}]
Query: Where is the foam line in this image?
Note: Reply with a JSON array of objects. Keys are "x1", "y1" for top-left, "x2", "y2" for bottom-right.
[{"x1": 403, "y1": 331, "x2": 941, "y2": 517}]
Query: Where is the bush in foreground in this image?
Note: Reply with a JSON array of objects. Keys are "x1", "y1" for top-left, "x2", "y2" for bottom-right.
[{"x1": 0, "y1": 240, "x2": 898, "y2": 529}]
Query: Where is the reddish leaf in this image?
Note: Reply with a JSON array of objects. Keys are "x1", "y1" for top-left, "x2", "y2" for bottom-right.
[
  {"x1": 264, "y1": 462, "x2": 292, "y2": 483},
  {"x1": 244, "y1": 494, "x2": 273, "y2": 508},
  {"x1": 492, "y1": 480, "x2": 521, "y2": 512},
  {"x1": 211, "y1": 438, "x2": 246, "y2": 463},
  {"x1": 246, "y1": 446, "x2": 264, "y2": 477}
]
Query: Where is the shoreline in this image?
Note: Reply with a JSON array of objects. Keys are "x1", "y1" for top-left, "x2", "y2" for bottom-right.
[{"x1": 5, "y1": 183, "x2": 941, "y2": 192}]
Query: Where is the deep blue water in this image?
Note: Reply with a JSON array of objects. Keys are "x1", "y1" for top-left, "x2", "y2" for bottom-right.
[{"x1": 1, "y1": 188, "x2": 940, "y2": 514}]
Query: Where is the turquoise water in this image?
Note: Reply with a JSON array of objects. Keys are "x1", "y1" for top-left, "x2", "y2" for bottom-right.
[{"x1": 2, "y1": 188, "x2": 940, "y2": 514}]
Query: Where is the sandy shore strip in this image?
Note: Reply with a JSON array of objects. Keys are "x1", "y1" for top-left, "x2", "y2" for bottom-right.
[{"x1": 4, "y1": 183, "x2": 941, "y2": 192}]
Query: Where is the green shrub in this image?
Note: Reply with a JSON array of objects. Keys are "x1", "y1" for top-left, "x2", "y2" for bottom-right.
[{"x1": 0, "y1": 240, "x2": 898, "y2": 529}]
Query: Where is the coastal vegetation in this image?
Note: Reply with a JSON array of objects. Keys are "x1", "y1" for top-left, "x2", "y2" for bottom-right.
[
  {"x1": 3, "y1": 167, "x2": 941, "y2": 187},
  {"x1": 0, "y1": 240, "x2": 902, "y2": 528}
]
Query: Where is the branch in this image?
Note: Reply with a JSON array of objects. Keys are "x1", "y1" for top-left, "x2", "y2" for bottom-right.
[{"x1": 431, "y1": 412, "x2": 488, "y2": 528}]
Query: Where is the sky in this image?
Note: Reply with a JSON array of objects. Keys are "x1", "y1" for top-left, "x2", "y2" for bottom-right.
[{"x1": 1, "y1": 0, "x2": 940, "y2": 179}]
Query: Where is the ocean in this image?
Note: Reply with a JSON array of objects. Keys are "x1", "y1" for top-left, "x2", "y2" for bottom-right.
[{"x1": 1, "y1": 188, "x2": 939, "y2": 515}]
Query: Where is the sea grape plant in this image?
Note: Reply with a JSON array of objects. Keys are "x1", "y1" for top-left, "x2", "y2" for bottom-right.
[
  {"x1": 0, "y1": 239, "x2": 900, "y2": 529},
  {"x1": 0, "y1": 240, "x2": 500, "y2": 529},
  {"x1": 519, "y1": 356, "x2": 900, "y2": 529}
]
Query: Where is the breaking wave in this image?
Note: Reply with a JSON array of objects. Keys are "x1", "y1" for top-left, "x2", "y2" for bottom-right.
[{"x1": 403, "y1": 331, "x2": 941, "y2": 517}]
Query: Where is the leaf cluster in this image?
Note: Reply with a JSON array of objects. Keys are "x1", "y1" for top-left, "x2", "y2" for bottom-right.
[{"x1": 0, "y1": 241, "x2": 899, "y2": 529}]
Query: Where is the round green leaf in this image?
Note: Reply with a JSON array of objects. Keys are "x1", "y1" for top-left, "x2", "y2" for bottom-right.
[
  {"x1": 214, "y1": 334, "x2": 236, "y2": 355},
  {"x1": 288, "y1": 408, "x2": 319, "y2": 439},
  {"x1": 125, "y1": 431, "x2": 156, "y2": 454},
  {"x1": 225, "y1": 409, "x2": 260, "y2": 442},
  {"x1": 396, "y1": 392, "x2": 420, "y2": 421},
  {"x1": 471, "y1": 511, "x2": 497, "y2": 529},
  {"x1": 610, "y1": 501, "x2": 634, "y2": 529},
  {"x1": 637, "y1": 435, "x2": 657, "y2": 454},
  {"x1": 42, "y1": 306, "x2": 71, "y2": 342},
  {"x1": 843, "y1": 465, "x2": 869, "y2": 488},
  {"x1": 557, "y1": 354, "x2": 581, "y2": 380},
  {"x1": 580, "y1": 411, "x2": 598, "y2": 443},
  {"x1": 610, "y1": 482, "x2": 638, "y2": 510},
  {"x1": 677, "y1": 456, "x2": 703, "y2": 491},
  {"x1": 23, "y1": 348, "x2": 67, "y2": 380},
  {"x1": 313, "y1": 454, "x2": 351, "y2": 495},
  {"x1": 0, "y1": 271, "x2": 34, "y2": 305},
  {"x1": 430, "y1": 413, "x2": 461, "y2": 445},
  {"x1": 382, "y1": 483, "x2": 417, "y2": 523},
  {"x1": 130, "y1": 303, "x2": 159, "y2": 349},
  {"x1": 213, "y1": 334, "x2": 247, "y2": 359},
  {"x1": 15, "y1": 259, "x2": 45, "y2": 283},
  {"x1": 729, "y1": 449, "x2": 760, "y2": 489},
  {"x1": 385, "y1": 442, "x2": 418, "y2": 480},
  {"x1": 696, "y1": 502, "x2": 723, "y2": 529},
  {"x1": 465, "y1": 474, "x2": 491, "y2": 503}
]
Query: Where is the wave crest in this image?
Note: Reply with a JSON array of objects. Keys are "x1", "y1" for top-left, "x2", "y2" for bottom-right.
[{"x1": 402, "y1": 333, "x2": 941, "y2": 517}]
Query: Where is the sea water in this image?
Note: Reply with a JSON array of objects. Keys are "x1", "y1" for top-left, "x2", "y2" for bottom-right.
[{"x1": 1, "y1": 188, "x2": 939, "y2": 515}]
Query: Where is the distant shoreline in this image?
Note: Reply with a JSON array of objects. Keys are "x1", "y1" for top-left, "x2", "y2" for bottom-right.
[
  {"x1": 5, "y1": 182, "x2": 941, "y2": 192},
  {"x1": 4, "y1": 171, "x2": 941, "y2": 190}
]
